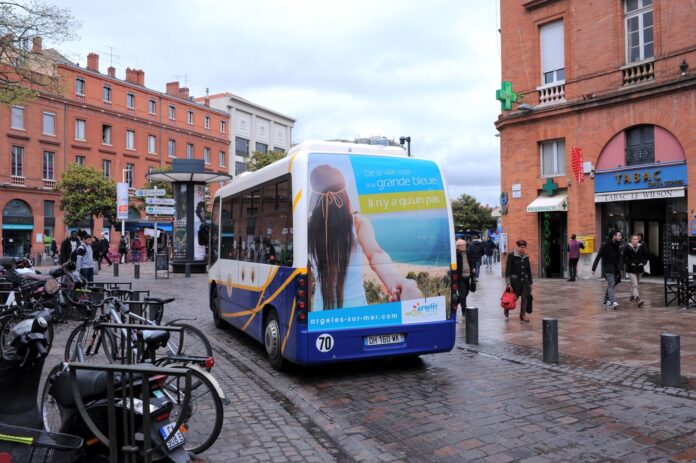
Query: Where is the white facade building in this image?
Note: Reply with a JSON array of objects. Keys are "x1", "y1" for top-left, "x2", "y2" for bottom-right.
[{"x1": 198, "y1": 92, "x2": 295, "y2": 176}]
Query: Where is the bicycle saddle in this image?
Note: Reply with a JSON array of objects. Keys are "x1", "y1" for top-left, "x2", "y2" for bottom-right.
[
  {"x1": 142, "y1": 330, "x2": 170, "y2": 349},
  {"x1": 143, "y1": 297, "x2": 175, "y2": 305}
]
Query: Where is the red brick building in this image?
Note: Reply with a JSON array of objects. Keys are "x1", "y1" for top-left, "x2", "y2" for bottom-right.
[
  {"x1": 0, "y1": 45, "x2": 229, "y2": 257},
  {"x1": 496, "y1": 0, "x2": 696, "y2": 278}
]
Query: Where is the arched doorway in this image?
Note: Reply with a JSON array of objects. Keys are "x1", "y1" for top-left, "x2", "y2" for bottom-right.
[
  {"x1": 3, "y1": 199, "x2": 34, "y2": 257},
  {"x1": 594, "y1": 125, "x2": 687, "y2": 275}
]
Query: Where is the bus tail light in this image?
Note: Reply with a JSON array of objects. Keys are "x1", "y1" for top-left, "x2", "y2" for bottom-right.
[{"x1": 296, "y1": 273, "x2": 309, "y2": 324}]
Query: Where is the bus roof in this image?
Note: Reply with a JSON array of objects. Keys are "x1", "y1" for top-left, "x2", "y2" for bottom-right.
[{"x1": 215, "y1": 140, "x2": 412, "y2": 198}]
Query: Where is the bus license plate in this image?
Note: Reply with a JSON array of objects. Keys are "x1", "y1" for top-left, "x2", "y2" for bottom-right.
[
  {"x1": 365, "y1": 333, "x2": 404, "y2": 346},
  {"x1": 160, "y1": 422, "x2": 185, "y2": 450}
]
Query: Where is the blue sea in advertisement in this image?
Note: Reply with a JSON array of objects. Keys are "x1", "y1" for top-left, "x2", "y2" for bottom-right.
[{"x1": 370, "y1": 210, "x2": 451, "y2": 266}]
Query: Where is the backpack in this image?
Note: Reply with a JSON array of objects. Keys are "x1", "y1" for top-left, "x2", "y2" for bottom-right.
[{"x1": 71, "y1": 244, "x2": 86, "y2": 263}]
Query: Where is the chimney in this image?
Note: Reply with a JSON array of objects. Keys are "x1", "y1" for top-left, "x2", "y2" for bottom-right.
[
  {"x1": 135, "y1": 69, "x2": 145, "y2": 86},
  {"x1": 125, "y1": 67, "x2": 138, "y2": 84},
  {"x1": 204, "y1": 98, "x2": 210, "y2": 107},
  {"x1": 87, "y1": 53, "x2": 99, "y2": 72},
  {"x1": 166, "y1": 81, "x2": 180, "y2": 96},
  {"x1": 178, "y1": 87, "x2": 189, "y2": 99},
  {"x1": 107, "y1": 66, "x2": 115, "y2": 77},
  {"x1": 31, "y1": 36, "x2": 42, "y2": 54}
]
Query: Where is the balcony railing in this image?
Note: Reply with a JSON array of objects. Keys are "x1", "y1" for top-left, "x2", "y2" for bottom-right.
[
  {"x1": 43, "y1": 179, "x2": 57, "y2": 189},
  {"x1": 536, "y1": 82, "x2": 566, "y2": 106},
  {"x1": 128, "y1": 187, "x2": 136, "y2": 196},
  {"x1": 103, "y1": 100, "x2": 112, "y2": 108},
  {"x1": 76, "y1": 94, "x2": 85, "y2": 102},
  {"x1": 11, "y1": 176, "x2": 25, "y2": 185},
  {"x1": 625, "y1": 142, "x2": 655, "y2": 165},
  {"x1": 622, "y1": 60, "x2": 654, "y2": 86}
]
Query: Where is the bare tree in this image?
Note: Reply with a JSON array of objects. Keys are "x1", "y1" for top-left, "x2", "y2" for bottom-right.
[{"x1": 0, "y1": 1, "x2": 79, "y2": 105}]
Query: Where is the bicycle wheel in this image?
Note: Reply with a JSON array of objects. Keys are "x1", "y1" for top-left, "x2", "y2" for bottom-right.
[
  {"x1": 64, "y1": 323, "x2": 116, "y2": 363},
  {"x1": 41, "y1": 364, "x2": 67, "y2": 433},
  {"x1": 161, "y1": 366, "x2": 223, "y2": 454},
  {"x1": 165, "y1": 323, "x2": 213, "y2": 358}
]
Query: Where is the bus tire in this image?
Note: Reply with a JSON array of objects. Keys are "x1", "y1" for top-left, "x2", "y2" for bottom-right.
[
  {"x1": 264, "y1": 310, "x2": 285, "y2": 371},
  {"x1": 211, "y1": 290, "x2": 225, "y2": 329}
]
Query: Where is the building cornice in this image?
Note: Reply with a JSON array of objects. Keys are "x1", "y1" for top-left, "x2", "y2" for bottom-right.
[{"x1": 495, "y1": 75, "x2": 696, "y2": 131}]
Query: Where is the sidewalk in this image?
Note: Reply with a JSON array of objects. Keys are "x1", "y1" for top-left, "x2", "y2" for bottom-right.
[{"x1": 467, "y1": 261, "x2": 696, "y2": 380}]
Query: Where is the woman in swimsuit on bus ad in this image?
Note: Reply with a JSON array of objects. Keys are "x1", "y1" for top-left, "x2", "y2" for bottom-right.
[{"x1": 308, "y1": 164, "x2": 422, "y2": 311}]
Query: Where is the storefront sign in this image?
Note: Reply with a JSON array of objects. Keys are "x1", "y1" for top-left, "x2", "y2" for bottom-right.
[
  {"x1": 594, "y1": 163, "x2": 687, "y2": 193},
  {"x1": 594, "y1": 187, "x2": 685, "y2": 203}
]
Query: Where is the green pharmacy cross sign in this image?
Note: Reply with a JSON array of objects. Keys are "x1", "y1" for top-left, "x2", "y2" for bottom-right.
[
  {"x1": 496, "y1": 81, "x2": 518, "y2": 111},
  {"x1": 542, "y1": 177, "x2": 559, "y2": 196}
]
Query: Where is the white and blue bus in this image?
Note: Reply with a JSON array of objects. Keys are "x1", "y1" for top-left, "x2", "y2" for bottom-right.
[{"x1": 208, "y1": 141, "x2": 457, "y2": 369}]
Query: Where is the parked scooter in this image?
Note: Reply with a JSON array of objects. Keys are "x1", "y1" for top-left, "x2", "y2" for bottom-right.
[{"x1": 0, "y1": 313, "x2": 83, "y2": 462}]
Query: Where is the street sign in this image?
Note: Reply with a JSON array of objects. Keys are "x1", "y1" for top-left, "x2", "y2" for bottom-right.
[
  {"x1": 135, "y1": 188, "x2": 166, "y2": 197},
  {"x1": 145, "y1": 197, "x2": 176, "y2": 206},
  {"x1": 145, "y1": 206, "x2": 175, "y2": 215},
  {"x1": 146, "y1": 216, "x2": 176, "y2": 222}
]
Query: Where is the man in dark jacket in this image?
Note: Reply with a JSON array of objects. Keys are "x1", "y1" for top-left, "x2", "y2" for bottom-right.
[
  {"x1": 467, "y1": 237, "x2": 484, "y2": 277},
  {"x1": 59, "y1": 231, "x2": 80, "y2": 264},
  {"x1": 455, "y1": 239, "x2": 476, "y2": 316},
  {"x1": 98, "y1": 235, "x2": 112, "y2": 268},
  {"x1": 591, "y1": 230, "x2": 623, "y2": 309}
]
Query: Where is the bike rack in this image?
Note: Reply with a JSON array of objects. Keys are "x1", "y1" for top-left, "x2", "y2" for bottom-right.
[
  {"x1": 68, "y1": 362, "x2": 192, "y2": 463},
  {"x1": 98, "y1": 322, "x2": 187, "y2": 364}
]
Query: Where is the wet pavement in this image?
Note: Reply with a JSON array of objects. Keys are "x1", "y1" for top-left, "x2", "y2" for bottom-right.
[
  {"x1": 34, "y1": 261, "x2": 696, "y2": 462},
  {"x1": 465, "y1": 261, "x2": 696, "y2": 381}
]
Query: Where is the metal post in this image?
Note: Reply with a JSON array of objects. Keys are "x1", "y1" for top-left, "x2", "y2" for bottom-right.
[
  {"x1": 134, "y1": 263, "x2": 140, "y2": 279},
  {"x1": 465, "y1": 307, "x2": 478, "y2": 345},
  {"x1": 542, "y1": 318, "x2": 559, "y2": 363},
  {"x1": 113, "y1": 262, "x2": 119, "y2": 277},
  {"x1": 661, "y1": 333, "x2": 681, "y2": 387},
  {"x1": 185, "y1": 263, "x2": 191, "y2": 278}
]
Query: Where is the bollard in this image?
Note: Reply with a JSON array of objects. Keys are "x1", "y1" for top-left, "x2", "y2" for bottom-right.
[
  {"x1": 185, "y1": 263, "x2": 191, "y2": 278},
  {"x1": 542, "y1": 318, "x2": 559, "y2": 363},
  {"x1": 113, "y1": 262, "x2": 119, "y2": 277},
  {"x1": 465, "y1": 307, "x2": 478, "y2": 345},
  {"x1": 134, "y1": 263, "x2": 140, "y2": 279},
  {"x1": 661, "y1": 333, "x2": 681, "y2": 387}
]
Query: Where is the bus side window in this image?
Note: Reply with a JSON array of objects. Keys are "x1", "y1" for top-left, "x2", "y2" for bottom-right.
[
  {"x1": 210, "y1": 197, "x2": 220, "y2": 265},
  {"x1": 276, "y1": 180, "x2": 293, "y2": 266},
  {"x1": 220, "y1": 196, "x2": 235, "y2": 259}
]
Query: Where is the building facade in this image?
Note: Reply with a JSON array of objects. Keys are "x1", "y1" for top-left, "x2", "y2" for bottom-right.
[
  {"x1": 199, "y1": 93, "x2": 295, "y2": 176},
  {"x1": 0, "y1": 46, "x2": 230, "y2": 256},
  {"x1": 497, "y1": 0, "x2": 696, "y2": 278}
]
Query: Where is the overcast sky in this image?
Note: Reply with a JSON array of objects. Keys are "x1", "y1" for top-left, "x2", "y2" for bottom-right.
[{"x1": 48, "y1": 0, "x2": 502, "y2": 206}]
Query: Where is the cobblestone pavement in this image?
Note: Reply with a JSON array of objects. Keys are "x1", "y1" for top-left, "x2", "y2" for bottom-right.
[{"x1": 38, "y1": 262, "x2": 696, "y2": 462}]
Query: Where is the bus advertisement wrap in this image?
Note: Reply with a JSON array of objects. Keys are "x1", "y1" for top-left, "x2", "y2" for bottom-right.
[{"x1": 307, "y1": 154, "x2": 451, "y2": 331}]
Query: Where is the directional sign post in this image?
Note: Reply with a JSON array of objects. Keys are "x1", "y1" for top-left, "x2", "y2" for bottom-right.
[
  {"x1": 145, "y1": 206, "x2": 176, "y2": 215},
  {"x1": 145, "y1": 197, "x2": 176, "y2": 206},
  {"x1": 135, "y1": 188, "x2": 166, "y2": 197}
]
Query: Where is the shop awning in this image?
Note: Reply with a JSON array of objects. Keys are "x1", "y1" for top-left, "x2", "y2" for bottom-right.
[{"x1": 527, "y1": 194, "x2": 568, "y2": 213}]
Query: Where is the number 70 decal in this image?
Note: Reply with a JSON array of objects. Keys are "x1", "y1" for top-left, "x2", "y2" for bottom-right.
[{"x1": 316, "y1": 334, "x2": 334, "y2": 352}]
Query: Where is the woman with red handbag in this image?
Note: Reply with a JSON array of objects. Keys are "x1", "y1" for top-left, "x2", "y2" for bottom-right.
[{"x1": 504, "y1": 239, "x2": 533, "y2": 322}]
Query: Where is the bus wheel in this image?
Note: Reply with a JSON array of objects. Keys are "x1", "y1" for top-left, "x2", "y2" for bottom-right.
[
  {"x1": 264, "y1": 310, "x2": 285, "y2": 371},
  {"x1": 211, "y1": 291, "x2": 224, "y2": 329}
]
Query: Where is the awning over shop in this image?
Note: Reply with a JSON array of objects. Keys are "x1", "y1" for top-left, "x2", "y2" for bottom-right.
[
  {"x1": 1, "y1": 224, "x2": 33, "y2": 230},
  {"x1": 526, "y1": 194, "x2": 568, "y2": 213}
]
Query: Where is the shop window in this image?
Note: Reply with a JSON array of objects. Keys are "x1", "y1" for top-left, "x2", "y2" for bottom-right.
[{"x1": 625, "y1": 125, "x2": 654, "y2": 165}]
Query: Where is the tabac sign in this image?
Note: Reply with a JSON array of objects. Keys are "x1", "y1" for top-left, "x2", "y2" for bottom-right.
[{"x1": 594, "y1": 163, "x2": 687, "y2": 193}]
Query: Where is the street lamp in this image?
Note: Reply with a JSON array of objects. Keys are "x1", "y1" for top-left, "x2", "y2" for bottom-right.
[{"x1": 399, "y1": 136, "x2": 411, "y2": 157}]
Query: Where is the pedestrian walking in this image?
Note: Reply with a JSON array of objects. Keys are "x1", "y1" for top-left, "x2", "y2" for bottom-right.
[
  {"x1": 483, "y1": 236, "x2": 495, "y2": 270},
  {"x1": 504, "y1": 239, "x2": 533, "y2": 322},
  {"x1": 119, "y1": 236, "x2": 129, "y2": 264},
  {"x1": 567, "y1": 234, "x2": 584, "y2": 281},
  {"x1": 50, "y1": 239, "x2": 58, "y2": 259},
  {"x1": 98, "y1": 234, "x2": 112, "y2": 268},
  {"x1": 455, "y1": 239, "x2": 476, "y2": 315},
  {"x1": 59, "y1": 231, "x2": 80, "y2": 264},
  {"x1": 467, "y1": 236, "x2": 484, "y2": 278},
  {"x1": 76, "y1": 235, "x2": 95, "y2": 282},
  {"x1": 623, "y1": 233, "x2": 648, "y2": 307},
  {"x1": 131, "y1": 237, "x2": 143, "y2": 263},
  {"x1": 591, "y1": 230, "x2": 623, "y2": 309}
]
